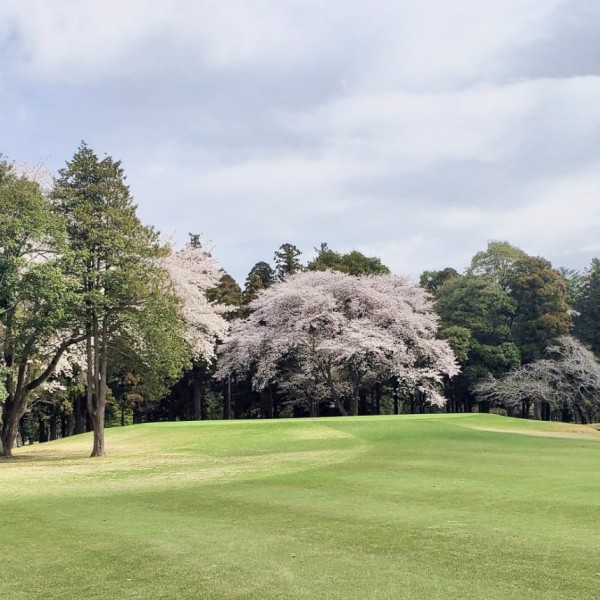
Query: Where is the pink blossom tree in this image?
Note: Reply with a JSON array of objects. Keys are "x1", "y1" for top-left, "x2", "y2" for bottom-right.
[
  {"x1": 217, "y1": 270, "x2": 458, "y2": 415},
  {"x1": 164, "y1": 238, "x2": 232, "y2": 419},
  {"x1": 163, "y1": 240, "x2": 230, "y2": 364}
]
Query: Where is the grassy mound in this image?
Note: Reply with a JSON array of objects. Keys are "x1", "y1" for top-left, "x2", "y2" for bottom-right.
[{"x1": 2, "y1": 414, "x2": 599, "y2": 600}]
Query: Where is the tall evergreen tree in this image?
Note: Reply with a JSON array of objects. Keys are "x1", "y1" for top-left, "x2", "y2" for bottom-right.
[
  {"x1": 274, "y1": 243, "x2": 303, "y2": 281},
  {"x1": 53, "y1": 143, "x2": 188, "y2": 456},
  {"x1": 243, "y1": 261, "x2": 276, "y2": 303}
]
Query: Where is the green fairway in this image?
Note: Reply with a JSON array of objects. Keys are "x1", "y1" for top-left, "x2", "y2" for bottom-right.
[{"x1": 2, "y1": 414, "x2": 600, "y2": 600}]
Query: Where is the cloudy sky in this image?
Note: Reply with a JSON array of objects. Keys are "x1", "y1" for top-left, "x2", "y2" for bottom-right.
[{"x1": 2, "y1": 1, "x2": 600, "y2": 282}]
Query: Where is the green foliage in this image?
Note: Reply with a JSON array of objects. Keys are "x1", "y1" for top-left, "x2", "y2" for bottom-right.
[
  {"x1": 243, "y1": 261, "x2": 275, "y2": 303},
  {"x1": 274, "y1": 243, "x2": 303, "y2": 281},
  {"x1": 573, "y1": 258, "x2": 600, "y2": 356},
  {"x1": 558, "y1": 266, "x2": 586, "y2": 305},
  {"x1": 507, "y1": 256, "x2": 570, "y2": 363},
  {"x1": 466, "y1": 240, "x2": 527, "y2": 291},
  {"x1": 53, "y1": 142, "x2": 190, "y2": 454},
  {"x1": 207, "y1": 273, "x2": 242, "y2": 310},
  {"x1": 307, "y1": 243, "x2": 390, "y2": 276},
  {"x1": 435, "y1": 277, "x2": 520, "y2": 385},
  {"x1": 438, "y1": 326, "x2": 471, "y2": 364},
  {"x1": 419, "y1": 268, "x2": 460, "y2": 297},
  {"x1": 0, "y1": 159, "x2": 81, "y2": 455}
]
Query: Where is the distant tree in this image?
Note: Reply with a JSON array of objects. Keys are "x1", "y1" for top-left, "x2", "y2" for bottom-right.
[
  {"x1": 475, "y1": 336, "x2": 600, "y2": 422},
  {"x1": 435, "y1": 277, "x2": 520, "y2": 385},
  {"x1": 243, "y1": 261, "x2": 276, "y2": 303},
  {"x1": 164, "y1": 239, "x2": 230, "y2": 363},
  {"x1": 438, "y1": 326, "x2": 472, "y2": 364},
  {"x1": 419, "y1": 268, "x2": 460, "y2": 297},
  {"x1": 164, "y1": 239, "x2": 232, "y2": 421},
  {"x1": 307, "y1": 243, "x2": 390, "y2": 276},
  {"x1": 207, "y1": 273, "x2": 243, "y2": 313},
  {"x1": 274, "y1": 243, "x2": 303, "y2": 281},
  {"x1": 466, "y1": 240, "x2": 527, "y2": 291},
  {"x1": 217, "y1": 271, "x2": 458, "y2": 416},
  {"x1": 573, "y1": 258, "x2": 600, "y2": 356},
  {"x1": 558, "y1": 266, "x2": 586, "y2": 306},
  {"x1": 507, "y1": 256, "x2": 570, "y2": 363}
]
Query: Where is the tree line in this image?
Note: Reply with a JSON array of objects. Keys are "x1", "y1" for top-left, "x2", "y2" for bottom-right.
[{"x1": 2, "y1": 145, "x2": 600, "y2": 457}]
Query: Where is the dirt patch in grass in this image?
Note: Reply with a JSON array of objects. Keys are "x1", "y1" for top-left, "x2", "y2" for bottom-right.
[
  {"x1": 290, "y1": 426, "x2": 355, "y2": 441},
  {"x1": 471, "y1": 424, "x2": 600, "y2": 440}
]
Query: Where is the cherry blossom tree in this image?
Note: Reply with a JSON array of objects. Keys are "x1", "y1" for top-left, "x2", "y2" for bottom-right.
[
  {"x1": 475, "y1": 336, "x2": 600, "y2": 422},
  {"x1": 163, "y1": 238, "x2": 232, "y2": 420},
  {"x1": 217, "y1": 270, "x2": 458, "y2": 415},
  {"x1": 163, "y1": 239, "x2": 230, "y2": 363}
]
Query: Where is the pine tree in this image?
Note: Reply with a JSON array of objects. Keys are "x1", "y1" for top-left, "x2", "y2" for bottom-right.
[{"x1": 53, "y1": 143, "x2": 187, "y2": 456}]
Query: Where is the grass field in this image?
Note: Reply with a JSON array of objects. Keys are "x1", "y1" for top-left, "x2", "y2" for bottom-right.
[{"x1": 2, "y1": 413, "x2": 600, "y2": 600}]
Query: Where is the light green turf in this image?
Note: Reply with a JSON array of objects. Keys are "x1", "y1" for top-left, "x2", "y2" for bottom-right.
[{"x1": 2, "y1": 414, "x2": 600, "y2": 600}]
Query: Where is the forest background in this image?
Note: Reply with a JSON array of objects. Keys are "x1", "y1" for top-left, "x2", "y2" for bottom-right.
[{"x1": 1, "y1": 145, "x2": 600, "y2": 458}]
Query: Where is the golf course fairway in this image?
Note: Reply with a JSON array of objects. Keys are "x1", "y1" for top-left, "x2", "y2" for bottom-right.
[{"x1": 1, "y1": 413, "x2": 599, "y2": 600}]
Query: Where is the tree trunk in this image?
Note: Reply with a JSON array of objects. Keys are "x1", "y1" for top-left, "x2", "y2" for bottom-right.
[
  {"x1": 87, "y1": 315, "x2": 109, "y2": 457},
  {"x1": 375, "y1": 383, "x2": 382, "y2": 415},
  {"x1": 223, "y1": 378, "x2": 231, "y2": 420},
  {"x1": 1, "y1": 394, "x2": 27, "y2": 457},
  {"x1": 39, "y1": 417, "x2": 48, "y2": 443},
  {"x1": 49, "y1": 415, "x2": 58, "y2": 441},
  {"x1": 191, "y1": 380, "x2": 203, "y2": 420},
  {"x1": 325, "y1": 365, "x2": 347, "y2": 416},
  {"x1": 74, "y1": 396, "x2": 86, "y2": 434},
  {"x1": 479, "y1": 401, "x2": 490, "y2": 413},
  {"x1": 90, "y1": 404, "x2": 106, "y2": 457},
  {"x1": 262, "y1": 389, "x2": 274, "y2": 419},
  {"x1": 359, "y1": 389, "x2": 368, "y2": 415}
]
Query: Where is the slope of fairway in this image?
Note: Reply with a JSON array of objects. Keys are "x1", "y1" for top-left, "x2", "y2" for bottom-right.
[{"x1": 2, "y1": 414, "x2": 600, "y2": 600}]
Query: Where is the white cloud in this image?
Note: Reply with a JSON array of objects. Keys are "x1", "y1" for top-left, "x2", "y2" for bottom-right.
[{"x1": 1, "y1": 0, "x2": 599, "y2": 281}]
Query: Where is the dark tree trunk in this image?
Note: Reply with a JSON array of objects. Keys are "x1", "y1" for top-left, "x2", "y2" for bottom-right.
[
  {"x1": 392, "y1": 377, "x2": 400, "y2": 415},
  {"x1": 61, "y1": 412, "x2": 68, "y2": 438},
  {"x1": 39, "y1": 417, "x2": 48, "y2": 443},
  {"x1": 1, "y1": 395, "x2": 28, "y2": 457},
  {"x1": 561, "y1": 405, "x2": 572, "y2": 422},
  {"x1": 49, "y1": 415, "x2": 57, "y2": 441},
  {"x1": 349, "y1": 392, "x2": 359, "y2": 416},
  {"x1": 223, "y1": 378, "x2": 231, "y2": 420},
  {"x1": 191, "y1": 380, "x2": 203, "y2": 420},
  {"x1": 375, "y1": 383, "x2": 382, "y2": 415},
  {"x1": 262, "y1": 389, "x2": 274, "y2": 419},
  {"x1": 479, "y1": 401, "x2": 490, "y2": 413},
  {"x1": 541, "y1": 401, "x2": 551, "y2": 421},
  {"x1": 74, "y1": 396, "x2": 86, "y2": 434},
  {"x1": 88, "y1": 316, "x2": 108, "y2": 457},
  {"x1": 359, "y1": 389, "x2": 368, "y2": 415}
]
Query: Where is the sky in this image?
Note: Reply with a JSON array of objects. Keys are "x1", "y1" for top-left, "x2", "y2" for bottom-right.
[{"x1": 1, "y1": 0, "x2": 600, "y2": 283}]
